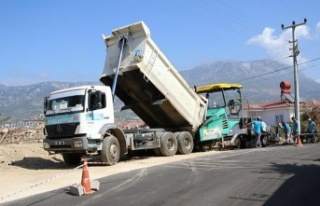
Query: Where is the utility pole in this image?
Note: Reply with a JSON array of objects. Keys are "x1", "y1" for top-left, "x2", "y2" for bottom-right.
[{"x1": 281, "y1": 18, "x2": 307, "y2": 134}]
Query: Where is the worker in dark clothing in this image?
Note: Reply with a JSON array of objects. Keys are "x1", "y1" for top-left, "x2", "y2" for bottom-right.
[{"x1": 291, "y1": 116, "x2": 299, "y2": 145}]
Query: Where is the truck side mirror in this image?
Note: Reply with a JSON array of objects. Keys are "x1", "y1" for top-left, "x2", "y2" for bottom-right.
[{"x1": 44, "y1": 97, "x2": 48, "y2": 114}]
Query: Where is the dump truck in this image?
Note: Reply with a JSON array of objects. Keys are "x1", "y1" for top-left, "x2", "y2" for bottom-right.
[{"x1": 43, "y1": 21, "x2": 249, "y2": 166}]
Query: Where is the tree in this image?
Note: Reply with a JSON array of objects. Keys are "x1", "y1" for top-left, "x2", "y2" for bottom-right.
[{"x1": 300, "y1": 105, "x2": 319, "y2": 133}]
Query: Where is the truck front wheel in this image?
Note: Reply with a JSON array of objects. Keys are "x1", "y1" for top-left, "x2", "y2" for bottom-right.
[
  {"x1": 232, "y1": 137, "x2": 241, "y2": 150},
  {"x1": 101, "y1": 136, "x2": 120, "y2": 165},
  {"x1": 62, "y1": 153, "x2": 82, "y2": 166},
  {"x1": 159, "y1": 132, "x2": 178, "y2": 156}
]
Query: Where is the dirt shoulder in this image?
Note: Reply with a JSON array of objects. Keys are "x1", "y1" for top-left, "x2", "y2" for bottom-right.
[{"x1": 0, "y1": 142, "x2": 222, "y2": 204}]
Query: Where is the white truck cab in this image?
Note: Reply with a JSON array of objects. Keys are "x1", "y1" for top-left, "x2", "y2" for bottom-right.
[{"x1": 43, "y1": 85, "x2": 115, "y2": 165}]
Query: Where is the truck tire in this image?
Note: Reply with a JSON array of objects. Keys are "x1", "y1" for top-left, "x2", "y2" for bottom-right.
[
  {"x1": 159, "y1": 132, "x2": 178, "y2": 156},
  {"x1": 234, "y1": 137, "x2": 242, "y2": 149},
  {"x1": 261, "y1": 134, "x2": 270, "y2": 147},
  {"x1": 177, "y1": 132, "x2": 194, "y2": 154},
  {"x1": 101, "y1": 136, "x2": 120, "y2": 165},
  {"x1": 306, "y1": 137, "x2": 312, "y2": 143},
  {"x1": 62, "y1": 153, "x2": 82, "y2": 166}
]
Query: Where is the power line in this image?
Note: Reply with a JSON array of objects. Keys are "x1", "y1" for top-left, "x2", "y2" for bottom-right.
[
  {"x1": 192, "y1": 0, "x2": 259, "y2": 33},
  {"x1": 214, "y1": 0, "x2": 263, "y2": 32},
  {"x1": 170, "y1": 0, "x2": 257, "y2": 35},
  {"x1": 278, "y1": 0, "x2": 305, "y2": 20},
  {"x1": 234, "y1": 57, "x2": 320, "y2": 84},
  {"x1": 234, "y1": 64, "x2": 292, "y2": 83},
  {"x1": 170, "y1": 0, "x2": 234, "y2": 32}
]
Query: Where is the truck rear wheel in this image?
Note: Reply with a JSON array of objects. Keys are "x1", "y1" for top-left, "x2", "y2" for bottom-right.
[
  {"x1": 101, "y1": 136, "x2": 120, "y2": 165},
  {"x1": 177, "y1": 132, "x2": 194, "y2": 154},
  {"x1": 159, "y1": 132, "x2": 177, "y2": 156},
  {"x1": 62, "y1": 153, "x2": 82, "y2": 166}
]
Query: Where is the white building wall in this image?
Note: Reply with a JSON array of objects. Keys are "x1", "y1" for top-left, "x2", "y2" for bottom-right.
[{"x1": 242, "y1": 107, "x2": 294, "y2": 126}]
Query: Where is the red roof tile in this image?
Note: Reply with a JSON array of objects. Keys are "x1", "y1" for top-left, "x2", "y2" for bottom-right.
[{"x1": 244, "y1": 100, "x2": 320, "y2": 110}]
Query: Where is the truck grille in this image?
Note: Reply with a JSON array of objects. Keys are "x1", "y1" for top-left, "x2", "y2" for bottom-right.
[{"x1": 46, "y1": 123, "x2": 79, "y2": 139}]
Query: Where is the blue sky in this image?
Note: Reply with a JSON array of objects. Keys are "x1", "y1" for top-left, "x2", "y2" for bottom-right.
[{"x1": 1, "y1": 0, "x2": 320, "y2": 86}]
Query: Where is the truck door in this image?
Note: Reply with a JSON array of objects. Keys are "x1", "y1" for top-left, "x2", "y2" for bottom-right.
[{"x1": 86, "y1": 90, "x2": 107, "y2": 139}]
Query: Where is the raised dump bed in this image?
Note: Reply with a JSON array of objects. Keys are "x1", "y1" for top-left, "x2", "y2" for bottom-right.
[{"x1": 100, "y1": 21, "x2": 207, "y2": 132}]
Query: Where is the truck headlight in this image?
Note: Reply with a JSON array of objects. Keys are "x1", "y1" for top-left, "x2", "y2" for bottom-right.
[
  {"x1": 73, "y1": 141, "x2": 83, "y2": 148},
  {"x1": 43, "y1": 142, "x2": 50, "y2": 149}
]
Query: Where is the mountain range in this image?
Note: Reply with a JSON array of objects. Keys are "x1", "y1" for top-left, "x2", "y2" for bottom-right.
[{"x1": 1, "y1": 59, "x2": 319, "y2": 122}]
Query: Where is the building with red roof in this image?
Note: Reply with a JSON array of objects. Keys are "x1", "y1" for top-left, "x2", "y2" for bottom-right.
[{"x1": 243, "y1": 99, "x2": 320, "y2": 126}]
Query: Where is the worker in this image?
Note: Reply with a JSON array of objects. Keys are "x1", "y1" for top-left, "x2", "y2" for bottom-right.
[
  {"x1": 291, "y1": 116, "x2": 299, "y2": 145},
  {"x1": 307, "y1": 118, "x2": 316, "y2": 143},
  {"x1": 281, "y1": 121, "x2": 291, "y2": 144},
  {"x1": 250, "y1": 116, "x2": 263, "y2": 148}
]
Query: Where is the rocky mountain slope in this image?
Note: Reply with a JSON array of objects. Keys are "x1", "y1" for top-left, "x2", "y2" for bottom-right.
[
  {"x1": 0, "y1": 82, "x2": 101, "y2": 121},
  {"x1": 183, "y1": 60, "x2": 320, "y2": 103},
  {"x1": 0, "y1": 59, "x2": 319, "y2": 122}
]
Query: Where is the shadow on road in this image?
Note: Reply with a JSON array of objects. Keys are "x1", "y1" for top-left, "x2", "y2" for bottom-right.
[
  {"x1": 264, "y1": 161, "x2": 320, "y2": 206},
  {"x1": 11, "y1": 157, "x2": 70, "y2": 170},
  {"x1": 11, "y1": 150, "x2": 157, "y2": 170}
]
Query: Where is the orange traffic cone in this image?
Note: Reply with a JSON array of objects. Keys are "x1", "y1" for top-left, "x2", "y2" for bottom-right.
[
  {"x1": 296, "y1": 134, "x2": 303, "y2": 147},
  {"x1": 81, "y1": 159, "x2": 93, "y2": 194},
  {"x1": 69, "y1": 159, "x2": 100, "y2": 196}
]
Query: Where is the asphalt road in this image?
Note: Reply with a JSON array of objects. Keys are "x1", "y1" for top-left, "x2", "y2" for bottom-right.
[{"x1": 3, "y1": 144, "x2": 320, "y2": 206}]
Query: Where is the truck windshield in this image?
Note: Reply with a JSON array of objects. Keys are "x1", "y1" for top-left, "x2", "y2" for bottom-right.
[
  {"x1": 47, "y1": 95, "x2": 85, "y2": 112},
  {"x1": 205, "y1": 89, "x2": 241, "y2": 115},
  {"x1": 203, "y1": 91, "x2": 225, "y2": 109}
]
